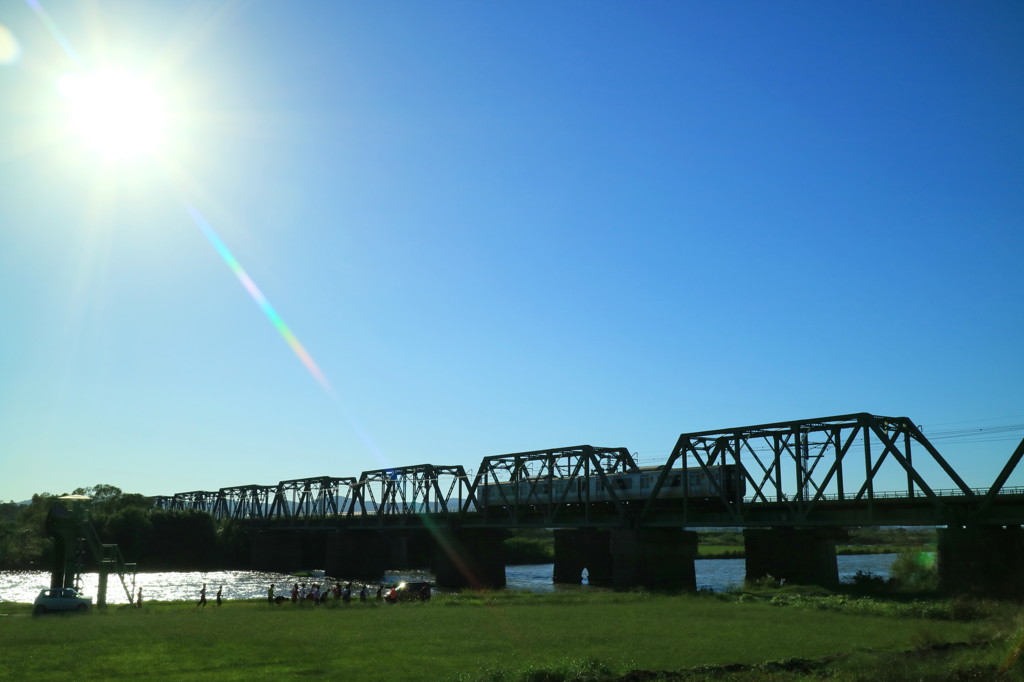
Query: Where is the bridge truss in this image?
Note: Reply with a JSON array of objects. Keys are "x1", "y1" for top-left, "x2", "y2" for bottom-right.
[
  {"x1": 164, "y1": 490, "x2": 218, "y2": 515},
  {"x1": 212, "y1": 485, "x2": 275, "y2": 520},
  {"x1": 354, "y1": 465, "x2": 472, "y2": 523},
  {"x1": 269, "y1": 476, "x2": 358, "y2": 522},
  {"x1": 151, "y1": 413, "x2": 1024, "y2": 529},
  {"x1": 468, "y1": 445, "x2": 638, "y2": 525},
  {"x1": 638, "y1": 413, "x2": 982, "y2": 526}
]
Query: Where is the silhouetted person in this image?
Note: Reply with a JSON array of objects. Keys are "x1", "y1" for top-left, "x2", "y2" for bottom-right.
[
  {"x1": 268, "y1": 584, "x2": 275, "y2": 605},
  {"x1": 197, "y1": 583, "x2": 207, "y2": 607},
  {"x1": 216, "y1": 586, "x2": 223, "y2": 606}
]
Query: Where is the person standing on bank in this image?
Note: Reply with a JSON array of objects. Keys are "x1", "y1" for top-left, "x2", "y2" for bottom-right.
[
  {"x1": 216, "y1": 586, "x2": 223, "y2": 606},
  {"x1": 197, "y1": 583, "x2": 207, "y2": 607},
  {"x1": 268, "y1": 584, "x2": 275, "y2": 605}
]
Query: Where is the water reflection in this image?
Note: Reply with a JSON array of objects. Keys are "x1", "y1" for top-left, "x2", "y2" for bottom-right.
[{"x1": 0, "y1": 554, "x2": 900, "y2": 605}]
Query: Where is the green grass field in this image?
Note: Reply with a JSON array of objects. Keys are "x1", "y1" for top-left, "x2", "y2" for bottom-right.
[{"x1": 2, "y1": 591, "x2": 1020, "y2": 681}]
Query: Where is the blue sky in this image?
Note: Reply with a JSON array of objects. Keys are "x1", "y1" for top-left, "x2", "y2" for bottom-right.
[{"x1": 1, "y1": 1, "x2": 1022, "y2": 503}]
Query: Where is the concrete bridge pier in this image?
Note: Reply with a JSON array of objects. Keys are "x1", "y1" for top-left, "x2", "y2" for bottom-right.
[
  {"x1": 407, "y1": 530, "x2": 435, "y2": 568},
  {"x1": 553, "y1": 529, "x2": 613, "y2": 586},
  {"x1": 325, "y1": 530, "x2": 389, "y2": 580},
  {"x1": 250, "y1": 530, "x2": 303, "y2": 573},
  {"x1": 610, "y1": 529, "x2": 698, "y2": 591},
  {"x1": 938, "y1": 526, "x2": 1024, "y2": 598},
  {"x1": 299, "y1": 530, "x2": 329, "y2": 572},
  {"x1": 432, "y1": 529, "x2": 507, "y2": 589},
  {"x1": 389, "y1": 533, "x2": 410, "y2": 569},
  {"x1": 743, "y1": 528, "x2": 842, "y2": 587}
]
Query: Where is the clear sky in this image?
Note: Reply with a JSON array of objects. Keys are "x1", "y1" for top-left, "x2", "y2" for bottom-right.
[{"x1": 1, "y1": 1, "x2": 1022, "y2": 503}]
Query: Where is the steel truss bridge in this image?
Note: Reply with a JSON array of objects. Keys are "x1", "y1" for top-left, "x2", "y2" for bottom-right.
[{"x1": 153, "y1": 413, "x2": 1024, "y2": 529}]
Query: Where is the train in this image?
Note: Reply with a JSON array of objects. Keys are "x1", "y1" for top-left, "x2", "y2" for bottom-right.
[{"x1": 476, "y1": 464, "x2": 746, "y2": 508}]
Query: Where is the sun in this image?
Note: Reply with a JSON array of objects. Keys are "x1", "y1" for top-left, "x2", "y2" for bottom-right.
[{"x1": 57, "y1": 70, "x2": 166, "y2": 160}]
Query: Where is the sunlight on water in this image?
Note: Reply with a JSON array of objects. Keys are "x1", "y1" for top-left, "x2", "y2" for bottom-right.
[{"x1": 0, "y1": 555, "x2": 901, "y2": 605}]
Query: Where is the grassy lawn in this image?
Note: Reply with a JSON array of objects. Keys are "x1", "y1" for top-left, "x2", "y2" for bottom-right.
[{"x1": 1, "y1": 591, "x2": 1015, "y2": 681}]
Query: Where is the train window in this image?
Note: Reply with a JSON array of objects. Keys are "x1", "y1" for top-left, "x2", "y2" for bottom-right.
[
  {"x1": 689, "y1": 473, "x2": 698, "y2": 487},
  {"x1": 669, "y1": 475, "x2": 682, "y2": 487}
]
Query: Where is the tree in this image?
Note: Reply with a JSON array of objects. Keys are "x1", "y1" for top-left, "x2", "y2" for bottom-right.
[
  {"x1": 17, "y1": 493, "x2": 56, "y2": 530},
  {"x1": 0, "y1": 502, "x2": 20, "y2": 522},
  {"x1": 2, "y1": 494, "x2": 56, "y2": 569},
  {"x1": 71, "y1": 484, "x2": 123, "y2": 503},
  {"x1": 101, "y1": 506, "x2": 153, "y2": 562}
]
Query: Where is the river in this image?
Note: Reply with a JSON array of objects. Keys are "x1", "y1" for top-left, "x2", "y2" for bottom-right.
[{"x1": 0, "y1": 554, "x2": 901, "y2": 605}]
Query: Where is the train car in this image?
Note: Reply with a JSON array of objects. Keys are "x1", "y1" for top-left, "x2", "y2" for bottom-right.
[{"x1": 477, "y1": 464, "x2": 746, "y2": 509}]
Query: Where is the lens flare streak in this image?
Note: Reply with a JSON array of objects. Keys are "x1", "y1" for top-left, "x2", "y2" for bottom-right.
[
  {"x1": 25, "y1": 0, "x2": 83, "y2": 66},
  {"x1": 185, "y1": 204, "x2": 333, "y2": 394}
]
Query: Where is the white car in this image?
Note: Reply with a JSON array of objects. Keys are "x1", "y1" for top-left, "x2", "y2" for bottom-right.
[{"x1": 33, "y1": 588, "x2": 93, "y2": 614}]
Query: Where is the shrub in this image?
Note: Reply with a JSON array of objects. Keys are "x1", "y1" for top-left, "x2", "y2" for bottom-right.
[
  {"x1": 505, "y1": 535, "x2": 554, "y2": 564},
  {"x1": 745, "y1": 574, "x2": 782, "y2": 590},
  {"x1": 889, "y1": 549, "x2": 937, "y2": 590},
  {"x1": 852, "y1": 570, "x2": 886, "y2": 588}
]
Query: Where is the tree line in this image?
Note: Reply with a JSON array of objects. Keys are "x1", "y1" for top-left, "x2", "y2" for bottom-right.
[{"x1": 0, "y1": 484, "x2": 252, "y2": 572}]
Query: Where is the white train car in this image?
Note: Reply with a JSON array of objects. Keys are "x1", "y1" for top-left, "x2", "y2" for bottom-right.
[{"x1": 478, "y1": 464, "x2": 746, "y2": 508}]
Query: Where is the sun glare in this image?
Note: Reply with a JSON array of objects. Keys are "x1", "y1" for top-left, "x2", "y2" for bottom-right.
[{"x1": 57, "y1": 71, "x2": 166, "y2": 159}]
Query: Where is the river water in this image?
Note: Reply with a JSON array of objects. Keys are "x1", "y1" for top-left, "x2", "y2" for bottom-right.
[{"x1": 0, "y1": 554, "x2": 900, "y2": 605}]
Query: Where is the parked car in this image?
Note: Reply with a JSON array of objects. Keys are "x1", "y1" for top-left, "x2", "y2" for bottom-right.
[
  {"x1": 392, "y1": 581, "x2": 431, "y2": 602},
  {"x1": 33, "y1": 588, "x2": 92, "y2": 614}
]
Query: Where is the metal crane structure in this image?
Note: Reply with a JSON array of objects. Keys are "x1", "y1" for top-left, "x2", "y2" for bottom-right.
[{"x1": 46, "y1": 495, "x2": 137, "y2": 608}]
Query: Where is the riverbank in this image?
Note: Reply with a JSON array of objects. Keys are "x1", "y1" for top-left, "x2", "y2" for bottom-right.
[
  {"x1": 1, "y1": 589, "x2": 1019, "y2": 680},
  {"x1": 695, "y1": 527, "x2": 937, "y2": 560},
  {"x1": 507, "y1": 529, "x2": 938, "y2": 563}
]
